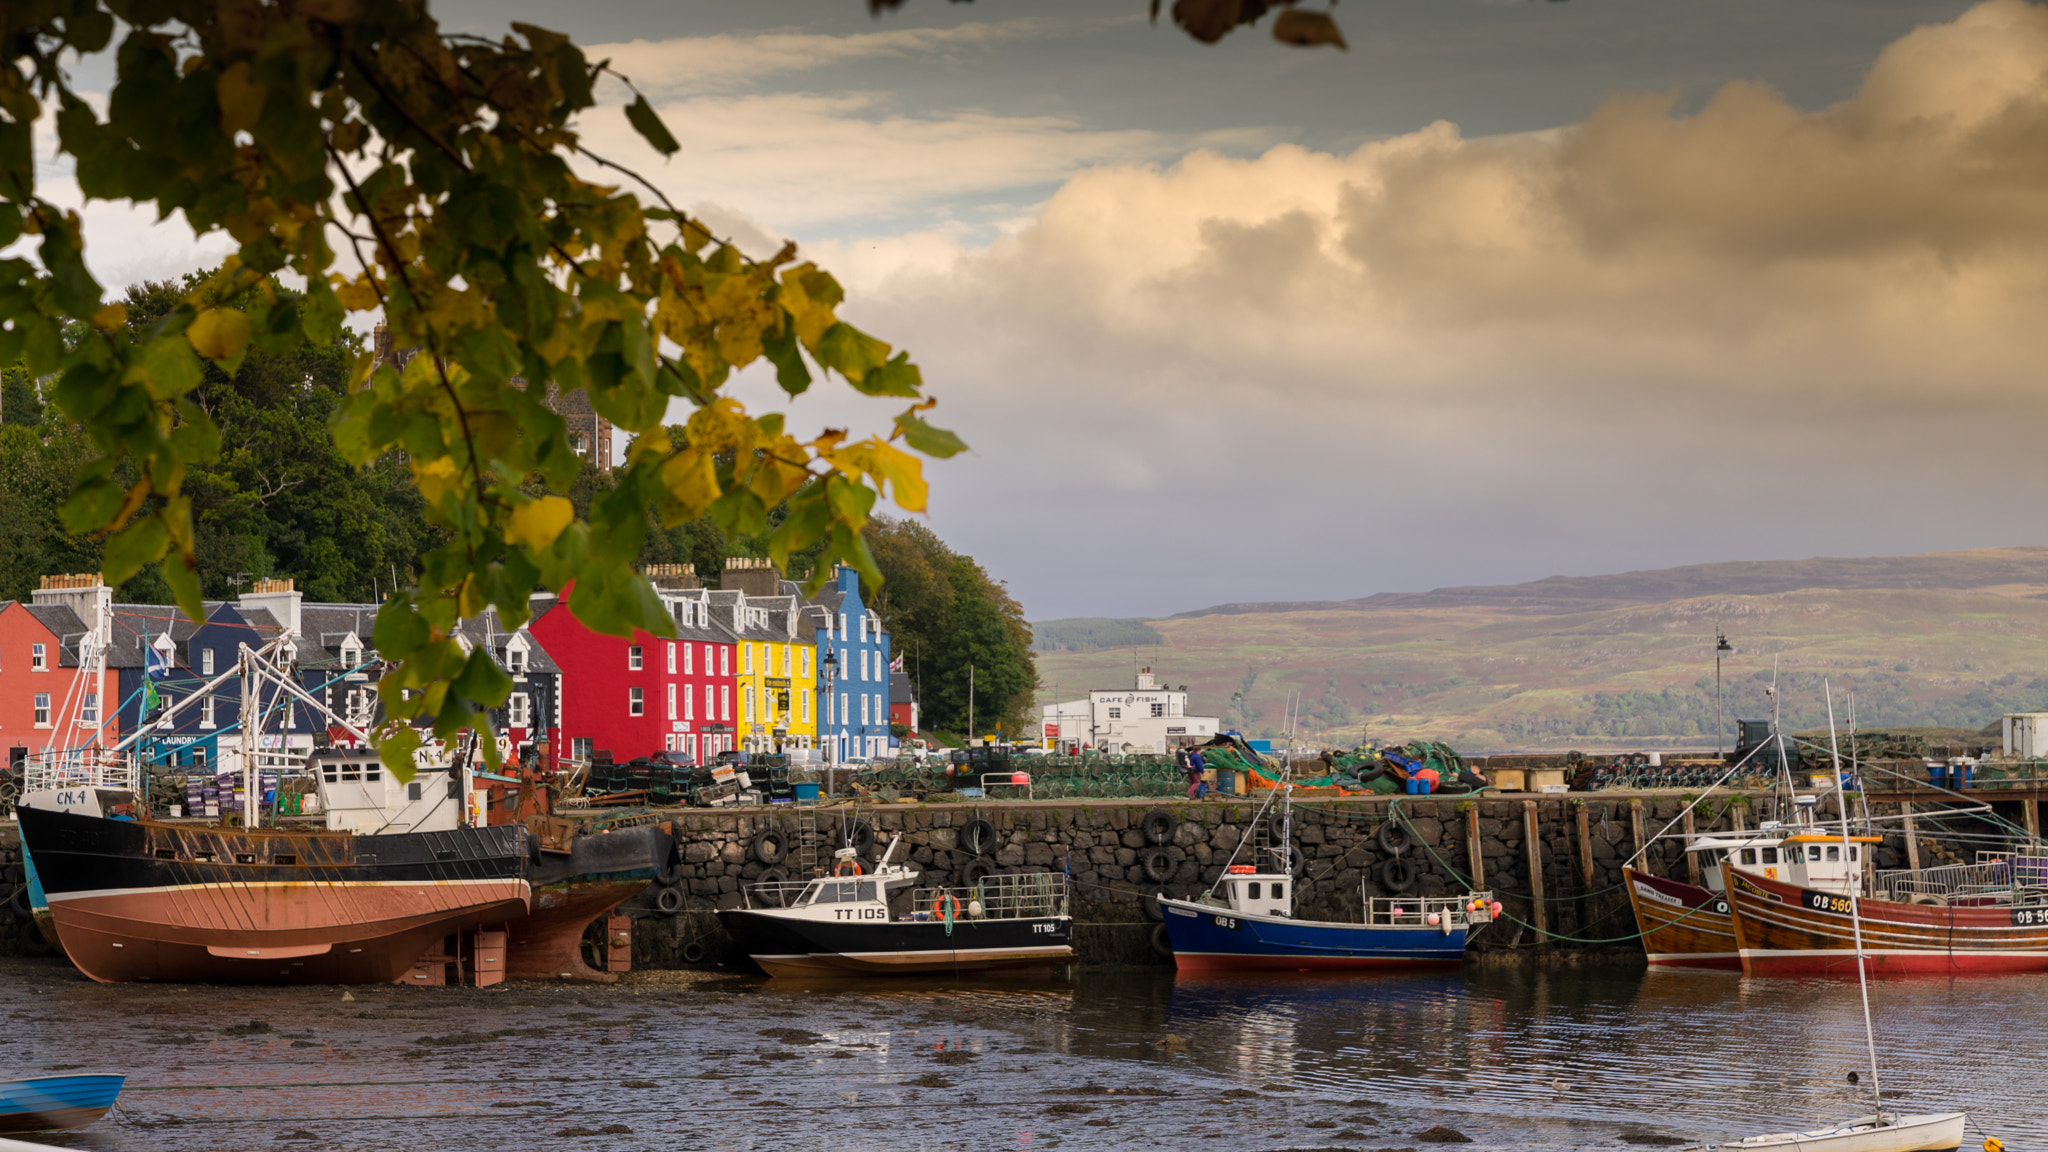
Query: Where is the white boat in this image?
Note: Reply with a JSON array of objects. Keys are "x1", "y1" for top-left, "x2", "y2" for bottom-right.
[{"x1": 1684, "y1": 1111, "x2": 1965, "y2": 1152}]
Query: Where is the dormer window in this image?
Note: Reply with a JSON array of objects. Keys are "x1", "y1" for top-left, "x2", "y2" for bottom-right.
[
  {"x1": 507, "y1": 646, "x2": 527, "y2": 673},
  {"x1": 341, "y1": 642, "x2": 362, "y2": 668}
]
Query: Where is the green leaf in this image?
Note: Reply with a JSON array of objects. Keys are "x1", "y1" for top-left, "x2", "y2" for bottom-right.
[
  {"x1": 624, "y1": 94, "x2": 679, "y2": 157},
  {"x1": 373, "y1": 596, "x2": 431, "y2": 659},
  {"x1": 894, "y1": 408, "x2": 969, "y2": 458},
  {"x1": 101, "y1": 514, "x2": 169, "y2": 586},
  {"x1": 373, "y1": 725, "x2": 422, "y2": 786},
  {"x1": 452, "y1": 644, "x2": 513, "y2": 709},
  {"x1": 163, "y1": 550, "x2": 204, "y2": 624},
  {"x1": 763, "y1": 313, "x2": 812, "y2": 397}
]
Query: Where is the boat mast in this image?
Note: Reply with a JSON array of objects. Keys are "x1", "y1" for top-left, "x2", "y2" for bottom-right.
[{"x1": 1827, "y1": 680, "x2": 1882, "y2": 1114}]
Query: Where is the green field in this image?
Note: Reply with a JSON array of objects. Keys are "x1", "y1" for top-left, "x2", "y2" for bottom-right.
[{"x1": 1031, "y1": 547, "x2": 2048, "y2": 752}]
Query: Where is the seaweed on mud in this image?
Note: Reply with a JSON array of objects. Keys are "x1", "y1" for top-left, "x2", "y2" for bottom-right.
[
  {"x1": 1618, "y1": 1137, "x2": 1687, "y2": 1147},
  {"x1": 622, "y1": 1080, "x2": 658, "y2": 1088},
  {"x1": 758, "y1": 1027, "x2": 822, "y2": 1045},
  {"x1": 901, "y1": 1074, "x2": 955, "y2": 1088},
  {"x1": 1047, "y1": 1085, "x2": 1175, "y2": 1097},
  {"x1": 554, "y1": 1125, "x2": 633, "y2": 1136},
  {"x1": 1046, "y1": 1103, "x2": 1097, "y2": 1115},
  {"x1": 931, "y1": 1050, "x2": 977, "y2": 1065},
  {"x1": 1415, "y1": 1126, "x2": 1473, "y2": 1144},
  {"x1": 222, "y1": 1021, "x2": 272, "y2": 1036},
  {"x1": 275, "y1": 1130, "x2": 317, "y2": 1141},
  {"x1": 758, "y1": 1051, "x2": 802, "y2": 1062},
  {"x1": 1305, "y1": 1121, "x2": 1340, "y2": 1129},
  {"x1": 1219, "y1": 1088, "x2": 1263, "y2": 1099},
  {"x1": 413, "y1": 1027, "x2": 549, "y2": 1047}
]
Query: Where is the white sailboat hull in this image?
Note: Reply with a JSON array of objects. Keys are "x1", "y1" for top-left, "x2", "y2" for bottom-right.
[{"x1": 1692, "y1": 1112, "x2": 1966, "y2": 1152}]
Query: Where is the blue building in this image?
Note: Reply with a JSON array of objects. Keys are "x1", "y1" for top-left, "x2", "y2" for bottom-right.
[
  {"x1": 807, "y1": 566, "x2": 893, "y2": 763},
  {"x1": 108, "y1": 599, "x2": 284, "y2": 769}
]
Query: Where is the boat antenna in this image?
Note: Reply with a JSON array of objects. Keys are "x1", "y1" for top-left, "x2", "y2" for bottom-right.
[{"x1": 1827, "y1": 679, "x2": 1883, "y2": 1116}]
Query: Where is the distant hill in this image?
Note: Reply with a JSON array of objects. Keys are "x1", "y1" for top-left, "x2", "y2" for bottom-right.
[
  {"x1": 1043, "y1": 548, "x2": 2048, "y2": 753},
  {"x1": 1032, "y1": 617, "x2": 1166, "y2": 652},
  {"x1": 1171, "y1": 547, "x2": 2048, "y2": 618}
]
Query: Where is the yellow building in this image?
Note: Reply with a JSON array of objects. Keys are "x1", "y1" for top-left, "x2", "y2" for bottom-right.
[{"x1": 716, "y1": 561, "x2": 817, "y2": 754}]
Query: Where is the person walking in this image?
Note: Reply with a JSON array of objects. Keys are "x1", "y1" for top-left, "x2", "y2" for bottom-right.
[{"x1": 1186, "y1": 746, "x2": 1209, "y2": 800}]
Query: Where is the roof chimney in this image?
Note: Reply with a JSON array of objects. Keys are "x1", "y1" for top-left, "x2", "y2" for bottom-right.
[
  {"x1": 717, "y1": 556, "x2": 783, "y2": 598},
  {"x1": 239, "y1": 577, "x2": 303, "y2": 637},
  {"x1": 1136, "y1": 667, "x2": 1156, "y2": 690},
  {"x1": 644, "y1": 562, "x2": 701, "y2": 591},
  {"x1": 32, "y1": 573, "x2": 110, "y2": 646}
]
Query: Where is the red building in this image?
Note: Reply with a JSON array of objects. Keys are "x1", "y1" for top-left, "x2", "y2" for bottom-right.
[
  {"x1": 0, "y1": 598, "x2": 101, "y2": 764},
  {"x1": 529, "y1": 582, "x2": 737, "y2": 765}
]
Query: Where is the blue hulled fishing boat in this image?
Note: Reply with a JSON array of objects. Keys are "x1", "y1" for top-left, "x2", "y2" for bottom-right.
[{"x1": 0, "y1": 1074, "x2": 124, "y2": 1133}]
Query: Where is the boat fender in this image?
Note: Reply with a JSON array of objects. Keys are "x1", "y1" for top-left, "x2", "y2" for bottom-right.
[
  {"x1": 1380, "y1": 856, "x2": 1417, "y2": 894},
  {"x1": 657, "y1": 856, "x2": 687, "y2": 887},
  {"x1": 753, "y1": 867, "x2": 789, "y2": 907},
  {"x1": 681, "y1": 939, "x2": 708, "y2": 964},
  {"x1": 1142, "y1": 893, "x2": 1166, "y2": 923},
  {"x1": 933, "y1": 894, "x2": 963, "y2": 921},
  {"x1": 1377, "y1": 820, "x2": 1413, "y2": 857},
  {"x1": 840, "y1": 818, "x2": 876, "y2": 856},
  {"x1": 1141, "y1": 808, "x2": 1178, "y2": 847},
  {"x1": 1149, "y1": 922, "x2": 1174, "y2": 959},
  {"x1": 960, "y1": 818, "x2": 1000, "y2": 857},
  {"x1": 5, "y1": 885, "x2": 28, "y2": 917},
  {"x1": 1143, "y1": 849, "x2": 1173, "y2": 884},
  {"x1": 751, "y1": 828, "x2": 788, "y2": 866},
  {"x1": 832, "y1": 857, "x2": 865, "y2": 878},
  {"x1": 653, "y1": 885, "x2": 684, "y2": 915},
  {"x1": 525, "y1": 827, "x2": 542, "y2": 865},
  {"x1": 968, "y1": 899, "x2": 984, "y2": 919}
]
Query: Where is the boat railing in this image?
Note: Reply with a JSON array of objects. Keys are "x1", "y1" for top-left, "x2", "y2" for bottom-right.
[
  {"x1": 1872, "y1": 861, "x2": 2024, "y2": 903},
  {"x1": 1975, "y1": 851, "x2": 2048, "y2": 887},
  {"x1": 911, "y1": 873, "x2": 1069, "y2": 921},
  {"x1": 21, "y1": 747, "x2": 137, "y2": 795},
  {"x1": 1363, "y1": 891, "x2": 1494, "y2": 928}
]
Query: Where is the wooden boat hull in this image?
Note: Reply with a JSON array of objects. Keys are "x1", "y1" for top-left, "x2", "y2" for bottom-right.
[
  {"x1": 1158, "y1": 897, "x2": 1469, "y2": 970},
  {"x1": 718, "y1": 907, "x2": 1074, "y2": 977},
  {"x1": 0, "y1": 1074, "x2": 123, "y2": 1134},
  {"x1": 18, "y1": 806, "x2": 531, "y2": 984},
  {"x1": 1622, "y1": 866, "x2": 1741, "y2": 969},
  {"x1": 1725, "y1": 863, "x2": 2048, "y2": 975}
]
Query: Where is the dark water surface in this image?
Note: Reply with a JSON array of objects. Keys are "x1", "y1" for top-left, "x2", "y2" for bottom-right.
[{"x1": 1, "y1": 956, "x2": 2035, "y2": 1151}]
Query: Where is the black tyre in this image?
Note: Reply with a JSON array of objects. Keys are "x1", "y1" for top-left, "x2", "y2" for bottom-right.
[
  {"x1": 1354, "y1": 766, "x2": 1388, "y2": 785},
  {"x1": 1149, "y1": 923, "x2": 1174, "y2": 959},
  {"x1": 752, "y1": 867, "x2": 790, "y2": 907},
  {"x1": 1141, "y1": 807, "x2": 1178, "y2": 846},
  {"x1": 1142, "y1": 849, "x2": 1173, "y2": 884},
  {"x1": 657, "y1": 858, "x2": 687, "y2": 886},
  {"x1": 960, "y1": 818, "x2": 999, "y2": 857},
  {"x1": 752, "y1": 828, "x2": 788, "y2": 866},
  {"x1": 962, "y1": 860, "x2": 996, "y2": 887},
  {"x1": 681, "y1": 940, "x2": 708, "y2": 964},
  {"x1": 1377, "y1": 819, "x2": 1413, "y2": 856},
  {"x1": 840, "y1": 818, "x2": 876, "y2": 856},
  {"x1": 653, "y1": 885, "x2": 684, "y2": 915},
  {"x1": 1380, "y1": 856, "x2": 1416, "y2": 894},
  {"x1": 1142, "y1": 893, "x2": 1166, "y2": 922}
]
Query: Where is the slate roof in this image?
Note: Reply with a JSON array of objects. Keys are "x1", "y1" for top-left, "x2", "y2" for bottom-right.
[
  {"x1": 19, "y1": 603, "x2": 88, "y2": 666},
  {"x1": 451, "y1": 607, "x2": 562, "y2": 675}
]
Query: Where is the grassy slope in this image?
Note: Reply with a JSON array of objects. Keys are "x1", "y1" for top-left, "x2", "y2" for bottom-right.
[{"x1": 1032, "y1": 548, "x2": 2048, "y2": 752}]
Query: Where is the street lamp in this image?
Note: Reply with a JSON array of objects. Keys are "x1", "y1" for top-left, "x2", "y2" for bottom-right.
[
  {"x1": 821, "y1": 646, "x2": 839, "y2": 766},
  {"x1": 1715, "y1": 630, "x2": 1734, "y2": 757}
]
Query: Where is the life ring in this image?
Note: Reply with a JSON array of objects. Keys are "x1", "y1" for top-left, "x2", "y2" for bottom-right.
[
  {"x1": 681, "y1": 939, "x2": 708, "y2": 964},
  {"x1": 1142, "y1": 849, "x2": 1173, "y2": 884},
  {"x1": 1142, "y1": 893, "x2": 1166, "y2": 922},
  {"x1": 832, "y1": 857, "x2": 865, "y2": 878},
  {"x1": 753, "y1": 867, "x2": 789, "y2": 907},
  {"x1": 1141, "y1": 808, "x2": 1178, "y2": 846},
  {"x1": 1378, "y1": 819, "x2": 1413, "y2": 857},
  {"x1": 961, "y1": 860, "x2": 995, "y2": 887},
  {"x1": 840, "y1": 818, "x2": 876, "y2": 856},
  {"x1": 1149, "y1": 923, "x2": 1174, "y2": 959},
  {"x1": 752, "y1": 828, "x2": 788, "y2": 866},
  {"x1": 653, "y1": 885, "x2": 684, "y2": 915},
  {"x1": 932, "y1": 894, "x2": 964, "y2": 920},
  {"x1": 1380, "y1": 856, "x2": 1416, "y2": 894},
  {"x1": 961, "y1": 818, "x2": 999, "y2": 857}
]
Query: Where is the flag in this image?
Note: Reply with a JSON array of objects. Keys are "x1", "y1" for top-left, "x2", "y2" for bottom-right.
[
  {"x1": 890, "y1": 653, "x2": 904, "y2": 673},
  {"x1": 144, "y1": 634, "x2": 169, "y2": 678}
]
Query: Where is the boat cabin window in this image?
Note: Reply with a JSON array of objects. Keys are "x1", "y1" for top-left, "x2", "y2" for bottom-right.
[
  {"x1": 1272, "y1": 883, "x2": 1286, "y2": 902},
  {"x1": 1247, "y1": 882, "x2": 1261, "y2": 900},
  {"x1": 1807, "y1": 846, "x2": 1822, "y2": 862},
  {"x1": 1741, "y1": 849, "x2": 1758, "y2": 865},
  {"x1": 1849, "y1": 847, "x2": 1858, "y2": 862},
  {"x1": 1760, "y1": 848, "x2": 1778, "y2": 865},
  {"x1": 808, "y1": 879, "x2": 880, "y2": 904},
  {"x1": 1825, "y1": 846, "x2": 1840, "y2": 862}
]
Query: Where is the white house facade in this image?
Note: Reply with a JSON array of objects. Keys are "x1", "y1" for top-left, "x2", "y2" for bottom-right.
[{"x1": 1041, "y1": 668, "x2": 1219, "y2": 754}]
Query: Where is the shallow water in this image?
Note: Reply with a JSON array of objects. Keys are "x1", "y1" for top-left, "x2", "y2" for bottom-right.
[{"x1": 2, "y1": 956, "x2": 2037, "y2": 1151}]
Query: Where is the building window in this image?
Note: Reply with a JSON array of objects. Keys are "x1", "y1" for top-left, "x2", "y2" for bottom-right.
[
  {"x1": 721, "y1": 685, "x2": 730, "y2": 721},
  {"x1": 666, "y1": 643, "x2": 676, "y2": 674},
  {"x1": 30, "y1": 643, "x2": 46, "y2": 671},
  {"x1": 839, "y1": 693, "x2": 847, "y2": 727},
  {"x1": 1151, "y1": 702, "x2": 1166, "y2": 718},
  {"x1": 202, "y1": 696, "x2": 217, "y2": 728},
  {"x1": 666, "y1": 683, "x2": 677, "y2": 721},
  {"x1": 1108, "y1": 707, "x2": 1121, "y2": 720},
  {"x1": 684, "y1": 643, "x2": 694, "y2": 675},
  {"x1": 201, "y1": 648, "x2": 214, "y2": 676},
  {"x1": 629, "y1": 686, "x2": 644, "y2": 717},
  {"x1": 685, "y1": 685, "x2": 695, "y2": 721},
  {"x1": 861, "y1": 694, "x2": 870, "y2": 725},
  {"x1": 839, "y1": 612, "x2": 847, "y2": 637},
  {"x1": 742, "y1": 644, "x2": 752, "y2": 674},
  {"x1": 628, "y1": 645, "x2": 643, "y2": 671},
  {"x1": 509, "y1": 693, "x2": 531, "y2": 728},
  {"x1": 802, "y1": 647, "x2": 811, "y2": 677},
  {"x1": 743, "y1": 687, "x2": 754, "y2": 722},
  {"x1": 33, "y1": 693, "x2": 50, "y2": 727},
  {"x1": 506, "y1": 646, "x2": 525, "y2": 673},
  {"x1": 802, "y1": 690, "x2": 811, "y2": 723},
  {"x1": 572, "y1": 736, "x2": 593, "y2": 760},
  {"x1": 859, "y1": 614, "x2": 867, "y2": 642},
  {"x1": 80, "y1": 693, "x2": 98, "y2": 727}
]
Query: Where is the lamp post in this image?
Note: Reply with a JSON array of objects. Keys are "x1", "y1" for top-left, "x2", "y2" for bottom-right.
[
  {"x1": 1715, "y1": 629, "x2": 1734, "y2": 757},
  {"x1": 821, "y1": 646, "x2": 839, "y2": 767}
]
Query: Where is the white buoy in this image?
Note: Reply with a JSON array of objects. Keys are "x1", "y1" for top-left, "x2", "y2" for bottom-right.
[{"x1": 968, "y1": 900, "x2": 985, "y2": 919}]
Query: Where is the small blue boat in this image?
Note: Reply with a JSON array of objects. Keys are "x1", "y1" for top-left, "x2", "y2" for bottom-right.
[{"x1": 0, "y1": 1074, "x2": 124, "y2": 1133}]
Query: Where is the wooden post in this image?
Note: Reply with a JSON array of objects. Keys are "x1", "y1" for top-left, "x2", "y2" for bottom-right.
[
  {"x1": 1629, "y1": 798, "x2": 1648, "y2": 875},
  {"x1": 1576, "y1": 803, "x2": 1594, "y2": 885},
  {"x1": 1523, "y1": 800, "x2": 1546, "y2": 943},
  {"x1": 1902, "y1": 801, "x2": 1921, "y2": 872},
  {"x1": 2025, "y1": 796, "x2": 2041, "y2": 847},
  {"x1": 1465, "y1": 805, "x2": 1485, "y2": 889},
  {"x1": 1733, "y1": 800, "x2": 1747, "y2": 833},
  {"x1": 1683, "y1": 808, "x2": 1700, "y2": 886}
]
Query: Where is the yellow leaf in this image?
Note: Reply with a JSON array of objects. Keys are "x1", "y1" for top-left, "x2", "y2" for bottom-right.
[
  {"x1": 660, "y1": 449, "x2": 721, "y2": 520},
  {"x1": 91, "y1": 303, "x2": 127, "y2": 330},
  {"x1": 827, "y1": 439, "x2": 929, "y2": 513},
  {"x1": 186, "y1": 307, "x2": 252, "y2": 361},
  {"x1": 505, "y1": 495, "x2": 574, "y2": 552},
  {"x1": 333, "y1": 274, "x2": 382, "y2": 312}
]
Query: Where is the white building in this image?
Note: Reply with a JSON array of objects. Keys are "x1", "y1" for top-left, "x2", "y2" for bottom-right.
[{"x1": 1042, "y1": 668, "x2": 1219, "y2": 754}]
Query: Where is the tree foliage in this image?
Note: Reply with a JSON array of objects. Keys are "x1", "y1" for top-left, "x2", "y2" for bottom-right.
[
  {"x1": 864, "y1": 516, "x2": 1034, "y2": 738},
  {"x1": 0, "y1": 1, "x2": 961, "y2": 775}
]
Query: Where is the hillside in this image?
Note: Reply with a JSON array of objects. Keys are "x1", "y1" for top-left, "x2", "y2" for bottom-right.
[{"x1": 1032, "y1": 548, "x2": 2048, "y2": 752}]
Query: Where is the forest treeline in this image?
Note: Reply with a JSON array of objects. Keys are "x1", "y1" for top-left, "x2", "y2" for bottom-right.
[{"x1": 0, "y1": 269, "x2": 1037, "y2": 739}]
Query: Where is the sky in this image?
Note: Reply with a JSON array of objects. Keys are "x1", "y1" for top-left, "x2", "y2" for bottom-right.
[{"x1": 50, "y1": 0, "x2": 2048, "y2": 620}]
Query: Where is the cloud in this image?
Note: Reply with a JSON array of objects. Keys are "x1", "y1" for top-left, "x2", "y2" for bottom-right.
[
  {"x1": 790, "y1": 0, "x2": 2048, "y2": 615},
  {"x1": 588, "y1": 21, "x2": 1060, "y2": 97}
]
